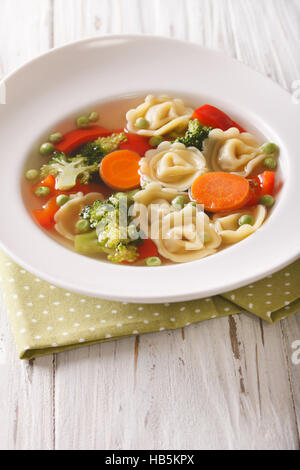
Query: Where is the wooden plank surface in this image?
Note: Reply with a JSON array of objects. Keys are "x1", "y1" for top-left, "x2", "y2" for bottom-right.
[{"x1": 0, "y1": 0, "x2": 299, "y2": 450}]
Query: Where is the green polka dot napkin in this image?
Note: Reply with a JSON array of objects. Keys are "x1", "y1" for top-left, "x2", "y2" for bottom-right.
[{"x1": 0, "y1": 249, "x2": 299, "y2": 360}]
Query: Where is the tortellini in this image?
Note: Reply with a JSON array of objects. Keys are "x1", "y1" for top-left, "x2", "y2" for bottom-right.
[
  {"x1": 203, "y1": 127, "x2": 268, "y2": 177},
  {"x1": 213, "y1": 205, "x2": 267, "y2": 244},
  {"x1": 152, "y1": 204, "x2": 222, "y2": 263},
  {"x1": 140, "y1": 141, "x2": 208, "y2": 191},
  {"x1": 132, "y1": 183, "x2": 189, "y2": 238},
  {"x1": 126, "y1": 95, "x2": 193, "y2": 136},
  {"x1": 54, "y1": 192, "x2": 104, "y2": 241}
]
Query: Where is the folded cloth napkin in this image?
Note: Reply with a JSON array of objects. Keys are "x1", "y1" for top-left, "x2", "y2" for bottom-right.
[{"x1": 0, "y1": 249, "x2": 299, "y2": 360}]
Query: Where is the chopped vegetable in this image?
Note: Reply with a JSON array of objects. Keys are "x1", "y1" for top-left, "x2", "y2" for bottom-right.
[
  {"x1": 34, "y1": 186, "x2": 51, "y2": 197},
  {"x1": 192, "y1": 105, "x2": 245, "y2": 133},
  {"x1": 238, "y1": 215, "x2": 254, "y2": 226},
  {"x1": 56, "y1": 194, "x2": 69, "y2": 207},
  {"x1": 100, "y1": 150, "x2": 141, "y2": 190},
  {"x1": 25, "y1": 169, "x2": 39, "y2": 180},
  {"x1": 80, "y1": 191, "x2": 140, "y2": 263},
  {"x1": 40, "y1": 153, "x2": 99, "y2": 191},
  {"x1": 146, "y1": 256, "x2": 161, "y2": 266},
  {"x1": 76, "y1": 116, "x2": 90, "y2": 128},
  {"x1": 120, "y1": 133, "x2": 152, "y2": 156},
  {"x1": 33, "y1": 196, "x2": 60, "y2": 229},
  {"x1": 88, "y1": 112, "x2": 99, "y2": 123},
  {"x1": 78, "y1": 132, "x2": 127, "y2": 166},
  {"x1": 74, "y1": 230, "x2": 105, "y2": 255},
  {"x1": 32, "y1": 174, "x2": 56, "y2": 195},
  {"x1": 175, "y1": 119, "x2": 213, "y2": 150},
  {"x1": 40, "y1": 142, "x2": 55, "y2": 156},
  {"x1": 261, "y1": 142, "x2": 278, "y2": 155},
  {"x1": 55, "y1": 126, "x2": 112, "y2": 154},
  {"x1": 75, "y1": 219, "x2": 90, "y2": 233},
  {"x1": 246, "y1": 171, "x2": 275, "y2": 207},
  {"x1": 263, "y1": 157, "x2": 277, "y2": 170},
  {"x1": 149, "y1": 135, "x2": 164, "y2": 147},
  {"x1": 191, "y1": 172, "x2": 250, "y2": 212},
  {"x1": 49, "y1": 133, "x2": 63, "y2": 144},
  {"x1": 136, "y1": 238, "x2": 159, "y2": 262},
  {"x1": 135, "y1": 117, "x2": 150, "y2": 129},
  {"x1": 172, "y1": 195, "x2": 186, "y2": 210},
  {"x1": 258, "y1": 195, "x2": 275, "y2": 207}
]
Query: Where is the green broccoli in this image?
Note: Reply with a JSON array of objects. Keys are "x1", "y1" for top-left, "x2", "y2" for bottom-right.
[
  {"x1": 175, "y1": 119, "x2": 213, "y2": 150},
  {"x1": 74, "y1": 231, "x2": 138, "y2": 263},
  {"x1": 40, "y1": 153, "x2": 99, "y2": 190},
  {"x1": 79, "y1": 191, "x2": 141, "y2": 264},
  {"x1": 80, "y1": 132, "x2": 127, "y2": 165}
]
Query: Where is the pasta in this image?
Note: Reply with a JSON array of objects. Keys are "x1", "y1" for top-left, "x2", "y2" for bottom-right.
[
  {"x1": 132, "y1": 183, "x2": 189, "y2": 238},
  {"x1": 140, "y1": 141, "x2": 208, "y2": 191},
  {"x1": 213, "y1": 205, "x2": 267, "y2": 243},
  {"x1": 126, "y1": 95, "x2": 193, "y2": 136},
  {"x1": 152, "y1": 204, "x2": 222, "y2": 263},
  {"x1": 203, "y1": 127, "x2": 269, "y2": 177},
  {"x1": 54, "y1": 193, "x2": 104, "y2": 241}
]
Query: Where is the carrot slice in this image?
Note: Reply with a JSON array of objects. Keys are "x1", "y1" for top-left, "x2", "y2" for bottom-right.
[
  {"x1": 191, "y1": 172, "x2": 250, "y2": 212},
  {"x1": 100, "y1": 150, "x2": 141, "y2": 190}
]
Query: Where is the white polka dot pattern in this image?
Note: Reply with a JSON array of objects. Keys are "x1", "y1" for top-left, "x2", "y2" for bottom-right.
[{"x1": 0, "y1": 249, "x2": 299, "y2": 359}]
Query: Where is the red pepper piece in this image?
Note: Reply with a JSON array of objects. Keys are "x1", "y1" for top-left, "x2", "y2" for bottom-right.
[{"x1": 192, "y1": 105, "x2": 246, "y2": 133}]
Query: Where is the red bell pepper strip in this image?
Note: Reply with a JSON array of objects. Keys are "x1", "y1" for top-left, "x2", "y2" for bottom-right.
[
  {"x1": 192, "y1": 105, "x2": 246, "y2": 133},
  {"x1": 120, "y1": 133, "x2": 152, "y2": 156},
  {"x1": 55, "y1": 126, "x2": 112, "y2": 154},
  {"x1": 246, "y1": 171, "x2": 275, "y2": 207},
  {"x1": 31, "y1": 174, "x2": 56, "y2": 196},
  {"x1": 33, "y1": 196, "x2": 60, "y2": 229},
  {"x1": 136, "y1": 238, "x2": 159, "y2": 261}
]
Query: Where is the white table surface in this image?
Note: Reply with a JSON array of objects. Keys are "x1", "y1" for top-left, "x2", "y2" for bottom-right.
[{"x1": 0, "y1": 0, "x2": 299, "y2": 451}]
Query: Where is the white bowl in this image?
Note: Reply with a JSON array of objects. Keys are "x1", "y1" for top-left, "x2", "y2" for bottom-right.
[{"x1": 0, "y1": 35, "x2": 299, "y2": 303}]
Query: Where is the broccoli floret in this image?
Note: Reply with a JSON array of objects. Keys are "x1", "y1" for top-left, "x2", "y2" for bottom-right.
[
  {"x1": 40, "y1": 153, "x2": 99, "y2": 190},
  {"x1": 175, "y1": 119, "x2": 213, "y2": 150},
  {"x1": 80, "y1": 132, "x2": 127, "y2": 165},
  {"x1": 74, "y1": 231, "x2": 138, "y2": 263},
  {"x1": 107, "y1": 244, "x2": 138, "y2": 264},
  {"x1": 79, "y1": 191, "x2": 140, "y2": 264}
]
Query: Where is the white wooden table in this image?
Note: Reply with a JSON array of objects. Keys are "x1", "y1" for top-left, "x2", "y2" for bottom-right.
[{"x1": 0, "y1": 0, "x2": 299, "y2": 451}]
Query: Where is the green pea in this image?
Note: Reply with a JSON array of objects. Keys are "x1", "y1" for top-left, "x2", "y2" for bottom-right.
[
  {"x1": 263, "y1": 157, "x2": 277, "y2": 170},
  {"x1": 34, "y1": 186, "x2": 51, "y2": 197},
  {"x1": 49, "y1": 132, "x2": 63, "y2": 143},
  {"x1": 259, "y1": 195, "x2": 275, "y2": 207},
  {"x1": 146, "y1": 257, "x2": 161, "y2": 267},
  {"x1": 188, "y1": 202, "x2": 197, "y2": 207},
  {"x1": 25, "y1": 169, "x2": 39, "y2": 180},
  {"x1": 75, "y1": 219, "x2": 90, "y2": 233},
  {"x1": 40, "y1": 142, "x2": 55, "y2": 156},
  {"x1": 200, "y1": 232, "x2": 211, "y2": 243},
  {"x1": 238, "y1": 215, "x2": 254, "y2": 226},
  {"x1": 88, "y1": 111, "x2": 99, "y2": 122},
  {"x1": 261, "y1": 142, "x2": 278, "y2": 155},
  {"x1": 135, "y1": 117, "x2": 150, "y2": 129},
  {"x1": 76, "y1": 116, "x2": 90, "y2": 128},
  {"x1": 149, "y1": 135, "x2": 164, "y2": 147},
  {"x1": 56, "y1": 195, "x2": 70, "y2": 207},
  {"x1": 172, "y1": 196, "x2": 186, "y2": 210}
]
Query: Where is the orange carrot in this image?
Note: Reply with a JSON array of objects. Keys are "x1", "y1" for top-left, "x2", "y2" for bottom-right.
[
  {"x1": 191, "y1": 172, "x2": 250, "y2": 212},
  {"x1": 99, "y1": 150, "x2": 141, "y2": 190}
]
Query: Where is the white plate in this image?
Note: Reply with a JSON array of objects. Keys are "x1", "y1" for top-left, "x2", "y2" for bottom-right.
[{"x1": 0, "y1": 35, "x2": 299, "y2": 303}]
